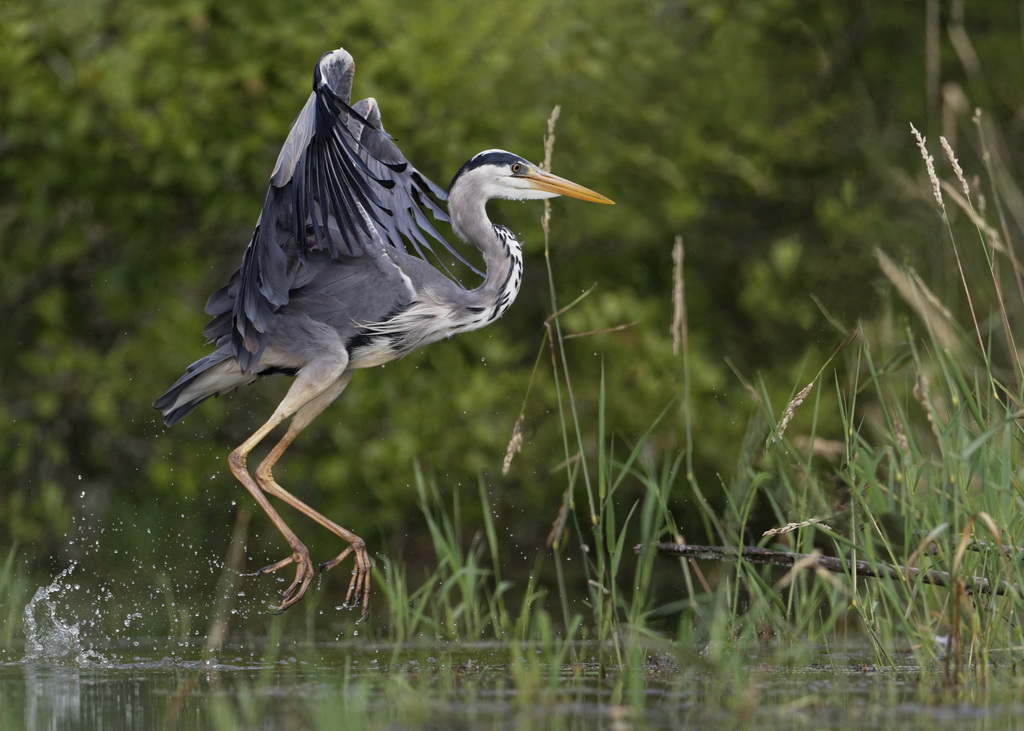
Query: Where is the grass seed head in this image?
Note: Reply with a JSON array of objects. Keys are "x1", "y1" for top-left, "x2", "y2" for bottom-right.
[{"x1": 911, "y1": 122, "x2": 945, "y2": 213}]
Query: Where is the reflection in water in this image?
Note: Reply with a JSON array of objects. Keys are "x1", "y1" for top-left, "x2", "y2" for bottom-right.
[
  {"x1": 14, "y1": 649, "x2": 262, "y2": 729},
  {"x1": 5, "y1": 643, "x2": 1024, "y2": 730},
  {"x1": 23, "y1": 665, "x2": 82, "y2": 731},
  {"x1": 19, "y1": 663, "x2": 192, "y2": 730}
]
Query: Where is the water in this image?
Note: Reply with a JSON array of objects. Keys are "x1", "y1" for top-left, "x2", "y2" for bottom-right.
[
  {"x1": 5, "y1": 604, "x2": 1024, "y2": 731},
  {"x1": 21, "y1": 565, "x2": 107, "y2": 667},
  {"x1": 6, "y1": 536, "x2": 1024, "y2": 729},
  {"x1": 5, "y1": 646, "x2": 1023, "y2": 730}
]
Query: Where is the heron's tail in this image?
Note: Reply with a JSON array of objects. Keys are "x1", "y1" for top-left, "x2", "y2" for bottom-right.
[{"x1": 153, "y1": 347, "x2": 252, "y2": 426}]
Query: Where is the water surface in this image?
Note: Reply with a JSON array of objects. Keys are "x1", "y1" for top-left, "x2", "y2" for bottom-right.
[
  {"x1": 5, "y1": 638, "x2": 1024, "y2": 730},
  {"x1": 5, "y1": 563, "x2": 1023, "y2": 729}
]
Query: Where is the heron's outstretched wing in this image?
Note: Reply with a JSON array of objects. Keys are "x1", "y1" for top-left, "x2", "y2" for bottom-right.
[{"x1": 209, "y1": 48, "x2": 475, "y2": 372}]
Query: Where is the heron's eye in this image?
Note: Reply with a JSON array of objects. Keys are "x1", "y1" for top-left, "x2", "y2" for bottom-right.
[{"x1": 511, "y1": 162, "x2": 523, "y2": 174}]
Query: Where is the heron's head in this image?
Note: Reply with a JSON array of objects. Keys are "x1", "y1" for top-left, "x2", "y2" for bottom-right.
[{"x1": 449, "y1": 150, "x2": 614, "y2": 205}]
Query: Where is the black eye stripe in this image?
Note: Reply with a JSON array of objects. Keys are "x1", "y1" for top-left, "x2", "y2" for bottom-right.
[{"x1": 448, "y1": 151, "x2": 529, "y2": 191}]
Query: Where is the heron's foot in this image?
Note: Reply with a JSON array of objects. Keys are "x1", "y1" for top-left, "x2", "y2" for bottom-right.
[
  {"x1": 319, "y1": 536, "x2": 371, "y2": 620},
  {"x1": 258, "y1": 544, "x2": 315, "y2": 612}
]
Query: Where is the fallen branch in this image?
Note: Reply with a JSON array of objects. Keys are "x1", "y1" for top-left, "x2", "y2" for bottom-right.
[
  {"x1": 911, "y1": 533, "x2": 1024, "y2": 559},
  {"x1": 643, "y1": 543, "x2": 1018, "y2": 597}
]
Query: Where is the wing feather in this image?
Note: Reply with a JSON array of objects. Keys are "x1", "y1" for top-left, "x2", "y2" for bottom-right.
[{"x1": 217, "y1": 48, "x2": 477, "y2": 372}]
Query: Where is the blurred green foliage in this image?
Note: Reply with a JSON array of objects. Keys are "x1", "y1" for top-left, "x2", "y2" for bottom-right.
[{"x1": 1, "y1": 0, "x2": 1021, "y2": 588}]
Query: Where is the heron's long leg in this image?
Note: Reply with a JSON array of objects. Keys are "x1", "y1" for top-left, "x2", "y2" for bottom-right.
[
  {"x1": 228, "y1": 358, "x2": 348, "y2": 611},
  {"x1": 253, "y1": 372, "x2": 373, "y2": 618}
]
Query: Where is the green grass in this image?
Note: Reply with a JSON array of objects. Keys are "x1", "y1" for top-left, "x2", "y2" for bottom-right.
[{"x1": 0, "y1": 545, "x2": 36, "y2": 652}]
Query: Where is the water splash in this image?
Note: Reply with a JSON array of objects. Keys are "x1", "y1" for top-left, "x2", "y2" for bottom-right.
[{"x1": 23, "y1": 564, "x2": 105, "y2": 665}]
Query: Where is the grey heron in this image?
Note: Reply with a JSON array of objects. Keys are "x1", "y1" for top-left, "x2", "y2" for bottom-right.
[{"x1": 154, "y1": 47, "x2": 613, "y2": 618}]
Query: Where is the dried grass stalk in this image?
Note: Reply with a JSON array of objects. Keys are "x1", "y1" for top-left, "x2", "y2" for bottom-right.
[
  {"x1": 502, "y1": 414, "x2": 524, "y2": 476},
  {"x1": 671, "y1": 235, "x2": 686, "y2": 356}
]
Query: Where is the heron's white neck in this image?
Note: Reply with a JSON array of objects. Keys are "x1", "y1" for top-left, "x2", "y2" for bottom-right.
[
  {"x1": 353, "y1": 176, "x2": 524, "y2": 359},
  {"x1": 447, "y1": 177, "x2": 524, "y2": 325}
]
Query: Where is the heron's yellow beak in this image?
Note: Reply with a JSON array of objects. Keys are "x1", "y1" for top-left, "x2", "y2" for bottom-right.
[{"x1": 523, "y1": 169, "x2": 615, "y2": 204}]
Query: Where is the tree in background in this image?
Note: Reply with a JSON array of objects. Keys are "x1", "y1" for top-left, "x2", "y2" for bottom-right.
[{"x1": 0, "y1": 0, "x2": 1020, "y2": 596}]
